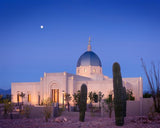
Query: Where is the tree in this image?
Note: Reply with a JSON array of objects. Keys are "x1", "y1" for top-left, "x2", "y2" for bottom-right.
[
  {"x1": 126, "y1": 89, "x2": 135, "y2": 101},
  {"x1": 104, "y1": 94, "x2": 113, "y2": 118},
  {"x1": 64, "y1": 93, "x2": 72, "y2": 112},
  {"x1": 6, "y1": 94, "x2": 11, "y2": 102},
  {"x1": 88, "y1": 91, "x2": 99, "y2": 104},
  {"x1": 98, "y1": 91, "x2": 104, "y2": 109},
  {"x1": 143, "y1": 91, "x2": 152, "y2": 98},
  {"x1": 73, "y1": 90, "x2": 80, "y2": 111},
  {"x1": 93, "y1": 92, "x2": 98, "y2": 103},
  {"x1": 88, "y1": 91, "x2": 94, "y2": 106},
  {"x1": 19, "y1": 92, "x2": 25, "y2": 105},
  {"x1": 141, "y1": 59, "x2": 160, "y2": 113}
]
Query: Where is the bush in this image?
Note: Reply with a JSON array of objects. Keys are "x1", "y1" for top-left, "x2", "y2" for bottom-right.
[
  {"x1": 23, "y1": 104, "x2": 32, "y2": 118},
  {"x1": 143, "y1": 92, "x2": 152, "y2": 98},
  {"x1": 3, "y1": 99, "x2": 14, "y2": 119},
  {"x1": 43, "y1": 98, "x2": 52, "y2": 122}
]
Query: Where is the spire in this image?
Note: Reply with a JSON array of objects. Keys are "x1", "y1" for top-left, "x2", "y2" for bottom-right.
[{"x1": 87, "y1": 36, "x2": 91, "y2": 51}]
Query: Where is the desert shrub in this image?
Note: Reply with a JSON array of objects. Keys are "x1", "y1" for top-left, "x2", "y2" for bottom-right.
[
  {"x1": 148, "y1": 104, "x2": 158, "y2": 120},
  {"x1": 104, "y1": 94, "x2": 114, "y2": 118},
  {"x1": 23, "y1": 104, "x2": 32, "y2": 118},
  {"x1": 3, "y1": 99, "x2": 14, "y2": 119},
  {"x1": 43, "y1": 98, "x2": 52, "y2": 122},
  {"x1": 58, "y1": 107, "x2": 65, "y2": 116}
]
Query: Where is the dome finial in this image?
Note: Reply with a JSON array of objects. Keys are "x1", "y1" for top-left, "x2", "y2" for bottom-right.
[{"x1": 87, "y1": 36, "x2": 91, "y2": 51}]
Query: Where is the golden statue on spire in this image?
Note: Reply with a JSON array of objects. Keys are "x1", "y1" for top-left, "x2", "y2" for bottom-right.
[{"x1": 87, "y1": 36, "x2": 91, "y2": 51}]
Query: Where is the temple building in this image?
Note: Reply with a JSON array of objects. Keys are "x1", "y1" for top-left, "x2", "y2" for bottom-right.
[{"x1": 11, "y1": 38, "x2": 143, "y2": 105}]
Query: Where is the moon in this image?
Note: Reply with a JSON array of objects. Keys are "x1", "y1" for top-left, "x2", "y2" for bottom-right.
[{"x1": 40, "y1": 25, "x2": 44, "y2": 29}]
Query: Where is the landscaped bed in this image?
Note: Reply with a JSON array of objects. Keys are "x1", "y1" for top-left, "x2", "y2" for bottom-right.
[{"x1": 0, "y1": 112, "x2": 160, "y2": 128}]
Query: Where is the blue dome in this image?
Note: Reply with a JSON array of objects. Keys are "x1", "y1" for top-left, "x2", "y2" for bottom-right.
[{"x1": 77, "y1": 51, "x2": 102, "y2": 67}]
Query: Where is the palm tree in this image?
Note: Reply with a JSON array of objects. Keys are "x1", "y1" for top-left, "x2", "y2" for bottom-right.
[{"x1": 20, "y1": 92, "x2": 25, "y2": 105}]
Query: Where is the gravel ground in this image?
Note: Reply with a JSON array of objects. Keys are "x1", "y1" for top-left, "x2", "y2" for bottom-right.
[{"x1": 0, "y1": 112, "x2": 160, "y2": 128}]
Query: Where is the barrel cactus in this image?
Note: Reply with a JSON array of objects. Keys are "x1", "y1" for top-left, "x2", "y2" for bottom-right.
[
  {"x1": 79, "y1": 84, "x2": 87, "y2": 122},
  {"x1": 112, "y1": 62, "x2": 125, "y2": 126}
]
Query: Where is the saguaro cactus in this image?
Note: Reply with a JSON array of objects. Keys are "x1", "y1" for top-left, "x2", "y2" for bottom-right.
[
  {"x1": 112, "y1": 62, "x2": 124, "y2": 126},
  {"x1": 79, "y1": 84, "x2": 87, "y2": 122},
  {"x1": 122, "y1": 86, "x2": 127, "y2": 117}
]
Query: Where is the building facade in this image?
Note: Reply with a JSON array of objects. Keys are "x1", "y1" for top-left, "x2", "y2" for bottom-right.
[{"x1": 11, "y1": 39, "x2": 143, "y2": 105}]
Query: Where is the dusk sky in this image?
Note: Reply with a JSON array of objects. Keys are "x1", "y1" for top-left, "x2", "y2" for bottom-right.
[{"x1": 0, "y1": 0, "x2": 160, "y2": 92}]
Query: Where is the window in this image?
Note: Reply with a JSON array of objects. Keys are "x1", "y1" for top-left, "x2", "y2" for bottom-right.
[
  {"x1": 28, "y1": 94, "x2": 31, "y2": 102},
  {"x1": 93, "y1": 69, "x2": 96, "y2": 73},
  {"x1": 84, "y1": 68, "x2": 87, "y2": 72}
]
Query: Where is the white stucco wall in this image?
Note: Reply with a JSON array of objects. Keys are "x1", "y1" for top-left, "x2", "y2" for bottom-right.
[
  {"x1": 11, "y1": 82, "x2": 40, "y2": 105},
  {"x1": 11, "y1": 72, "x2": 143, "y2": 105}
]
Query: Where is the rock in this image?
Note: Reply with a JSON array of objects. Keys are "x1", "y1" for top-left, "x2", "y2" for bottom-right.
[{"x1": 55, "y1": 116, "x2": 67, "y2": 123}]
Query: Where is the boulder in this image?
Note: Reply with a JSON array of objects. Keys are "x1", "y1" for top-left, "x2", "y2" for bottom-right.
[{"x1": 55, "y1": 116, "x2": 67, "y2": 123}]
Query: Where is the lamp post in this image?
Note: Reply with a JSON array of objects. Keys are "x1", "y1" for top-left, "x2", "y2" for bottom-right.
[{"x1": 62, "y1": 90, "x2": 64, "y2": 107}]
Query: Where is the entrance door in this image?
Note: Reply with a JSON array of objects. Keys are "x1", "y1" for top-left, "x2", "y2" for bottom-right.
[{"x1": 51, "y1": 89, "x2": 59, "y2": 103}]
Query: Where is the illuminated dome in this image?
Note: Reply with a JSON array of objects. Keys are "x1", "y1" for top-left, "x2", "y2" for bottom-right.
[{"x1": 77, "y1": 51, "x2": 102, "y2": 67}]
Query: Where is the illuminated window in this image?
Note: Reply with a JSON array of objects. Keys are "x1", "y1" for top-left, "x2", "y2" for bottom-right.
[
  {"x1": 93, "y1": 69, "x2": 96, "y2": 73},
  {"x1": 84, "y1": 68, "x2": 87, "y2": 72},
  {"x1": 28, "y1": 94, "x2": 31, "y2": 102}
]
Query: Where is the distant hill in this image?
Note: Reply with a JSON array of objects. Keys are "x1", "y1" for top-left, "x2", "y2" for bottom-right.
[{"x1": 0, "y1": 88, "x2": 11, "y2": 96}]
